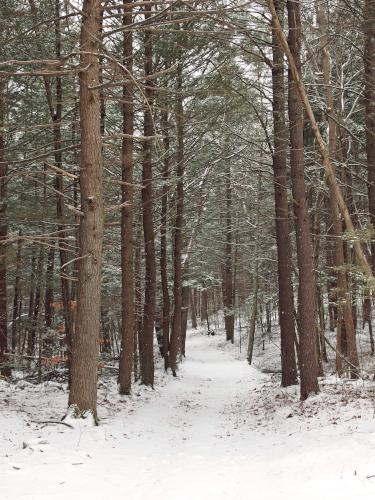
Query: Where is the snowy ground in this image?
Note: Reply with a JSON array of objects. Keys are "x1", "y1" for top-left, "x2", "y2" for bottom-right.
[{"x1": 2, "y1": 328, "x2": 375, "y2": 499}]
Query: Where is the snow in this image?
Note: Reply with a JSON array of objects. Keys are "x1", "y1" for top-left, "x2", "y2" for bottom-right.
[{"x1": 1, "y1": 329, "x2": 375, "y2": 499}]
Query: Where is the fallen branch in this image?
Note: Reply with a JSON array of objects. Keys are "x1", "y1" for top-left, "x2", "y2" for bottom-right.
[{"x1": 32, "y1": 420, "x2": 74, "y2": 429}]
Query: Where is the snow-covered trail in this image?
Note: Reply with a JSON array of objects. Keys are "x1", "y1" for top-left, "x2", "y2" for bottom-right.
[{"x1": 2, "y1": 330, "x2": 375, "y2": 500}]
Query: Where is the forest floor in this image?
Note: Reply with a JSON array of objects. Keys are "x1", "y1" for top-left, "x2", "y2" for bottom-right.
[{"x1": 1, "y1": 328, "x2": 375, "y2": 499}]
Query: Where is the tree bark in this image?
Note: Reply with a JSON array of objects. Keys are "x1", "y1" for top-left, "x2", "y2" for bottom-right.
[
  {"x1": 271, "y1": 0, "x2": 297, "y2": 386},
  {"x1": 68, "y1": 0, "x2": 103, "y2": 421},
  {"x1": 134, "y1": 221, "x2": 143, "y2": 381},
  {"x1": 364, "y1": 0, "x2": 375, "y2": 273},
  {"x1": 316, "y1": 0, "x2": 359, "y2": 377},
  {"x1": 363, "y1": 0, "x2": 375, "y2": 357},
  {"x1": 27, "y1": 248, "x2": 37, "y2": 356},
  {"x1": 287, "y1": 0, "x2": 319, "y2": 399},
  {"x1": 0, "y1": 79, "x2": 9, "y2": 377},
  {"x1": 31, "y1": 246, "x2": 45, "y2": 361},
  {"x1": 170, "y1": 58, "x2": 185, "y2": 375},
  {"x1": 181, "y1": 285, "x2": 189, "y2": 356},
  {"x1": 118, "y1": 0, "x2": 135, "y2": 395},
  {"x1": 44, "y1": 246, "x2": 55, "y2": 333},
  {"x1": 160, "y1": 104, "x2": 170, "y2": 370},
  {"x1": 11, "y1": 232, "x2": 22, "y2": 353},
  {"x1": 247, "y1": 174, "x2": 262, "y2": 365},
  {"x1": 190, "y1": 288, "x2": 198, "y2": 329},
  {"x1": 140, "y1": 5, "x2": 156, "y2": 386},
  {"x1": 52, "y1": 0, "x2": 73, "y2": 376},
  {"x1": 363, "y1": 294, "x2": 375, "y2": 354},
  {"x1": 223, "y1": 156, "x2": 234, "y2": 343}
]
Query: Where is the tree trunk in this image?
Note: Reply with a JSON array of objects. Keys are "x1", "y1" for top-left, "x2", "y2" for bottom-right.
[
  {"x1": 44, "y1": 246, "x2": 55, "y2": 332},
  {"x1": 271, "y1": 0, "x2": 297, "y2": 386},
  {"x1": 317, "y1": 284, "x2": 328, "y2": 362},
  {"x1": 200, "y1": 283, "x2": 208, "y2": 324},
  {"x1": 316, "y1": 0, "x2": 359, "y2": 377},
  {"x1": 247, "y1": 174, "x2": 262, "y2": 365},
  {"x1": 170, "y1": 58, "x2": 185, "y2": 375},
  {"x1": 134, "y1": 220, "x2": 143, "y2": 381},
  {"x1": 223, "y1": 156, "x2": 234, "y2": 343},
  {"x1": 52, "y1": 0, "x2": 74, "y2": 376},
  {"x1": 30, "y1": 246, "x2": 45, "y2": 361},
  {"x1": 140, "y1": 5, "x2": 156, "y2": 386},
  {"x1": 0, "y1": 79, "x2": 9, "y2": 377},
  {"x1": 327, "y1": 233, "x2": 337, "y2": 332},
  {"x1": 160, "y1": 104, "x2": 171, "y2": 370},
  {"x1": 287, "y1": 0, "x2": 319, "y2": 399},
  {"x1": 68, "y1": 0, "x2": 103, "y2": 421},
  {"x1": 181, "y1": 285, "x2": 189, "y2": 356},
  {"x1": 362, "y1": 0, "x2": 375, "y2": 359},
  {"x1": 27, "y1": 249, "x2": 37, "y2": 356},
  {"x1": 11, "y1": 232, "x2": 22, "y2": 353},
  {"x1": 118, "y1": 0, "x2": 134, "y2": 395},
  {"x1": 190, "y1": 288, "x2": 198, "y2": 329},
  {"x1": 363, "y1": 294, "x2": 374, "y2": 354},
  {"x1": 364, "y1": 0, "x2": 375, "y2": 273}
]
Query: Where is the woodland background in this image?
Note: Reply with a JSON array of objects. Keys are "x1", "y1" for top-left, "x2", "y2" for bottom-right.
[{"x1": 0, "y1": 0, "x2": 375, "y2": 421}]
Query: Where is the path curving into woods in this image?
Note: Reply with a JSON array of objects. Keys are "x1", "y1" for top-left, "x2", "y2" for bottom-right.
[{"x1": 1, "y1": 330, "x2": 375, "y2": 500}]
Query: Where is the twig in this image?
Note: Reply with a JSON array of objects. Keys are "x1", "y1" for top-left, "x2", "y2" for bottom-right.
[{"x1": 32, "y1": 420, "x2": 74, "y2": 429}]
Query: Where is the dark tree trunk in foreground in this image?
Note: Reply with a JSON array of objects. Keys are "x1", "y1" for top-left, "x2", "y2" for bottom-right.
[
  {"x1": 0, "y1": 80, "x2": 9, "y2": 377},
  {"x1": 287, "y1": 0, "x2": 319, "y2": 399},
  {"x1": 223, "y1": 158, "x2": 234, "y2": 343},
  {"x1": 364, "y1": 0, "x2": 375, "y2": 358},
  {"x1": 160, "y1": 105, "x2": 170, "y2": 370},
  {"x1": 170, "y1": 59, "x2": 185, "y2": 375},
  {"x1": 365, "y1": 0, "x2": 375, "y2": 273},
  {"x1": 271, "y1": 0, "x2": 297, "y2": 386},
  {"x1": 118, "y1": 0, "x2": 134, "y2": 395},
  {"x1": 140, "y1": 5, "x2": 156, "y2": 386},
  {"x1": 68, "y1": 0, "x2": 103, "y2": 420}
]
